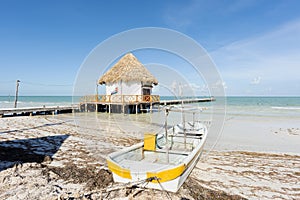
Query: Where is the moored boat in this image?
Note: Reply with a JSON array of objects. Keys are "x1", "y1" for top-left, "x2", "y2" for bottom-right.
[{"x1": 106, "y1": 108, "x2": 208, "y2": 192}]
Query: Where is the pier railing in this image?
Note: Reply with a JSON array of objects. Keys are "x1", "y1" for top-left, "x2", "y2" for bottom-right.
[{"x1": 80, "y1": 95, "x2": 160, "y2": 103}]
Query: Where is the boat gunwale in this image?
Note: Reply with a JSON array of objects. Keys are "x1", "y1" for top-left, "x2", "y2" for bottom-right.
[{"x1": 107, "y1": 122, "x2": 208, "y2": 183}]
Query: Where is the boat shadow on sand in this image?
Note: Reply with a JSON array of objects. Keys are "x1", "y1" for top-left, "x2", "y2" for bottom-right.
[{"x1": 0, "y1": 135, "x2": 69, "y2": 172}]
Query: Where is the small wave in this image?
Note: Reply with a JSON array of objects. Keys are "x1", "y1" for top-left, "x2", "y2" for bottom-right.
[
  {"x1": 272, "y1": 106, "x2": 300, "y2": 110},
  {"x1": 0, "y1": 101, "x2": 11, "y2": 103}
]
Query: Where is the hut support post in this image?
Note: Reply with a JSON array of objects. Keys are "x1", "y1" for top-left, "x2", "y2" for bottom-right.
[
  {"x1": 150, "y1": 103, "x2": 153, "y2": 113},
  {"x1": 135, "y1": 104, "x2": 138, "y2": 114},
  {"x1": 95, "y1": 103, "x2": 98, "y2": 112}
]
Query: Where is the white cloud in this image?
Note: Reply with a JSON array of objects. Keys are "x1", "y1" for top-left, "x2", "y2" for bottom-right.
[
  {"x1": 163, "y1": 1, "x2": 200, "y2": 29},
  {"x1": 163, "y1": 1, "x2": 257, "y2": 29},
  {"x1": 182, "y1": 83, "x2": 201, "y2": 90},
  {"x1": 212, "y1": 80, "x2": 227, "y2": 89},
  {"x1": 171, "y1": 81, "x2": 178, "y2": 94},
  {"x1": 211, "y1": 19, "x2": 300, "y2": 95},
  {"x1": 152, "y1": 84, "x2": 160, "y2": 93},
  {"x1": 251, "y1": 76, "x2": 261, "y2": 85},
  {"x1": 172, "y1": 83, "x2": 211, "y2": 96}
]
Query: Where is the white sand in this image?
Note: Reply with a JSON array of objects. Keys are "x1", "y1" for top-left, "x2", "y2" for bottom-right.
[
  {"x1": 215, "y1": 115, "x2": 300, "y2": 153},
  {"x1": 0, "y1": 113, "x2": 299, "y2": 199}
]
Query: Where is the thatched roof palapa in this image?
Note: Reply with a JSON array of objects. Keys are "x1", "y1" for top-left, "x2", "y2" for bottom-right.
[{"x1": 98, "y1": 53, "x2": 158, "y2": 85}]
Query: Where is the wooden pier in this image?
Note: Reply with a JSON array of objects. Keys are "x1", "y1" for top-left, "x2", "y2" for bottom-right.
[
  {"x1": 0, "y1": 105, "x2": 79, "y2": 118},
  {"x1": 159, "y1": 98, "x2": 215, "y2": 106},
  {"x1": 79, "y1": 95, "x2": 214, "y2": 114},
  {"x1": 79, "y1": 95, "x2": 160, "y2": 114},
  {"x1": 0, "y1": 97, "x2": 215, "y2": 117}
]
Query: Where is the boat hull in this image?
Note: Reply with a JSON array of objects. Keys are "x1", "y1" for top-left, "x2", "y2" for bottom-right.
[
  {"x1": 107, "y1": 121, "x2": 207, "y2": 193},
  {"x1": 109, "y1": 145, "x2": 204, "y2": 192}
]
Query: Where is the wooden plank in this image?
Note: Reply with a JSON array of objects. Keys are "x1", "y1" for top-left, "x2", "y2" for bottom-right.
[
  {"x1": 158, "y1": 98, "x2": 215, "y2": 105},
  {"x1": 0, "y1": 105, "x2": 79, "y2": 116}
]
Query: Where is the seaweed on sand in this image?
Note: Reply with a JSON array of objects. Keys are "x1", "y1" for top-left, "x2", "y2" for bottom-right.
[
  {"x1": 46, "y1": 163, "x2": 113, "y2": 190},
  {"x1": 181, "y1": 177, "x2": 247, "y2": 200}
]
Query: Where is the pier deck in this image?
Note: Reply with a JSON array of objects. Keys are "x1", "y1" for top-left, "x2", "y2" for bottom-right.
[
  {"x1": 80, "y1": 95, "x2": 214, "y2": 114},
  {"x1": 0, "y1": 105, "x2": 79, "y2": 117},
  {"x1": 0, "y1": 97, "x2": 214, "y2": 117},
  {"x1": 158, "y1": 98, "x2": 214, "y2": 105}
]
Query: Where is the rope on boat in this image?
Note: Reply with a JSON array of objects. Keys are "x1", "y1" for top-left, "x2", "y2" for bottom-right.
[
  {"x1": 103, "y1": 176, "x2": 172, "y2": 199},
  {"x1": 150, "y1": 176, "x2": 172, "y2": 200}
]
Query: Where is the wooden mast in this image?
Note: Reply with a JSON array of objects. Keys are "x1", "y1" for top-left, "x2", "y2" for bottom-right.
[
  {"x1": 14, "y1": 80, "x2": 20, "y2": 108},
  {"x1": 165, "y1": 107, "x2": 170, "y2": 164},
  {"x1": 179, "y1": 83, "x2": 187, "y2": 149}
]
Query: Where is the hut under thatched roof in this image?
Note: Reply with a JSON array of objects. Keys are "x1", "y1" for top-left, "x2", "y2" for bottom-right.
[
  {"x1": 98, "y1": 53, "x2": 158, "y2": 98},
  {"x1": 98, "y1": 53, "x2": 158, "y2": 85},
  {"x1": 98, "y1": 53, "x2": 158, "y2": 99}
]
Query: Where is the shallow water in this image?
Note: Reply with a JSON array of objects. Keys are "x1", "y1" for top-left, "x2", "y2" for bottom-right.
[{"x1": 2, "y1": 95, "x2": 299, "y2": 154}]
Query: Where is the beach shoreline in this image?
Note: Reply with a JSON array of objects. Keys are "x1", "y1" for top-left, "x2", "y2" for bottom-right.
[{"x1": 0, "y1": 113, "x2": 299, "y2": 199}]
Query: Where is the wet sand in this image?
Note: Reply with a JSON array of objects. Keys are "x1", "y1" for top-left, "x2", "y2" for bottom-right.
[{"x1": 0, "y1": 115, "x2": 299, "y2": 199}]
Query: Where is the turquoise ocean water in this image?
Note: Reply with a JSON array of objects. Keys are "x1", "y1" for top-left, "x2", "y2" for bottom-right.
[
  {"x1": 0, "y1": 96, "x2": 299, "y2": 117},
  {"x1": 0, "y1": 96, "x2": 75, "y2": 108},
  {"x1": 224, "y1": 96, "x2": 300, "y2": 117}
]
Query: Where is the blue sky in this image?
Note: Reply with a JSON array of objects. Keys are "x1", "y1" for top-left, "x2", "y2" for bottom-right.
[{"x1": 0, "y1": 0, "x2": 299, "y2": 96}]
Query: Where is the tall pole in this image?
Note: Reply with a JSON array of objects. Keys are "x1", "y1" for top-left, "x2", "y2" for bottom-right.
[
  {"x1": 14, "y1": 80, "x2": 20, "y2": 108},
  {"x1": 96, "y1": 80, "x2": 99, "y2": 102},
  {"x1": 95, "y1": 80, "x2": 99, "y2": 112},
  {"x1": 165, "y1": 108, "x2": 169, "y2": 164},
  {"x1": 179, "y1": 83, "x2": 187, "y2": 149}
]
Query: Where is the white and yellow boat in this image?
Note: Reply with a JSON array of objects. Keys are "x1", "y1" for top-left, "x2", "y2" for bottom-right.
[{"x1": 107, "y1": 109, "x2": 208, "y2": 192}]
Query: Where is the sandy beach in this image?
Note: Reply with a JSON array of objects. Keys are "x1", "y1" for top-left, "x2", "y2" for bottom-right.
[
  {"x1": 2, "y1": 0, "x2": 300, "y2": 199},
  {"x1": 0, "y1": 112, "x2": 299, "y2": 200}
]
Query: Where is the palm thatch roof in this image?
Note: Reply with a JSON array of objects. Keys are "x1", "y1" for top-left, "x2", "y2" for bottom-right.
[{"x1": 98, "y1": 53, "x2": 158, "y2": 85}]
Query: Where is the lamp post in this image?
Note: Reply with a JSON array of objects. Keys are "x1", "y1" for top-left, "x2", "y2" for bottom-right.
[{"x1": 14, "y1": 80, "x2": 20, "y2": 108}]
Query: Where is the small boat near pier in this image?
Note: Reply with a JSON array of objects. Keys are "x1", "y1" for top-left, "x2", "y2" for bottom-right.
[{"x1": 106, "y1": 107, "x2": 208, "y2": 192}]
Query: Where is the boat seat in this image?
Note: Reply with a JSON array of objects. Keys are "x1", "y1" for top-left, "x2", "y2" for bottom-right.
[
  {"x1": 188, "y1": 122, "x2": 194, "y2": 127},
  {"x1": 155, "y1": 149, "x2": 189, "y2": 156},
  {"x1": 176, "y1": 124, "x2": 204, "y2": 131},
  {"x1": 173, "y1": 135, "x2": 202, "y2": 140},
  {"x1": 176, "y1": 131, "x2": 203, "y2": 137}
]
